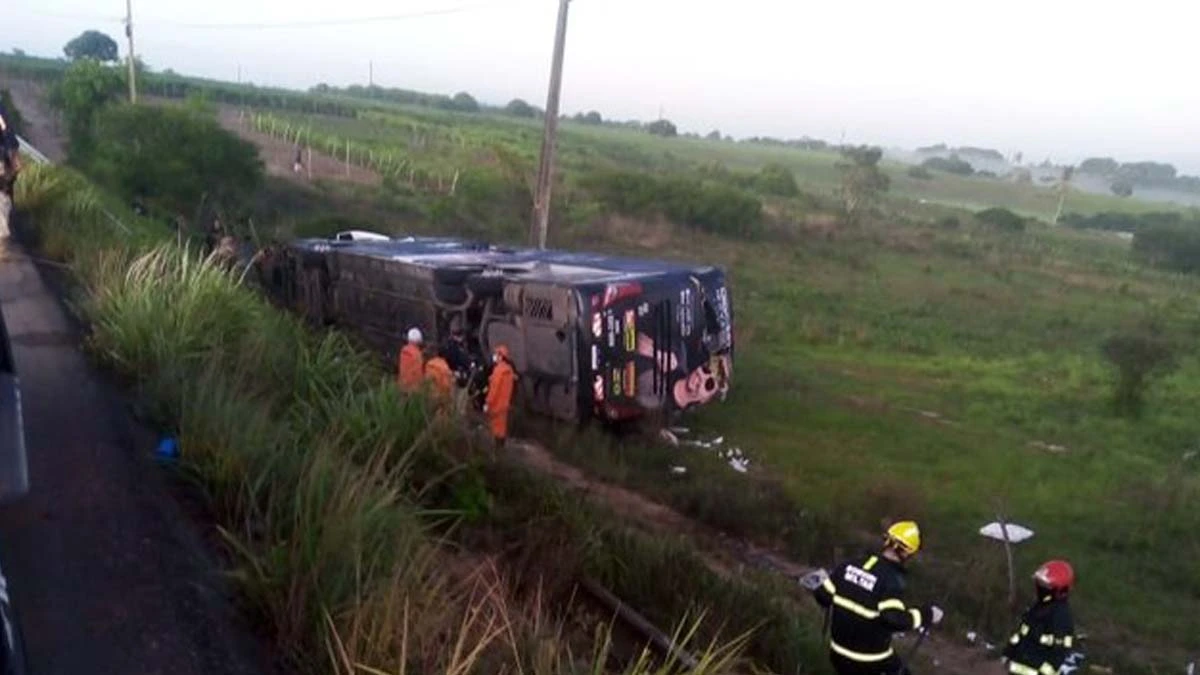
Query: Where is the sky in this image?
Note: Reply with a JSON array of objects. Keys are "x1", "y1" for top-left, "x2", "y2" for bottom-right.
[{"x1": 8, "y1": 0, "x2": 1200, "y2": 173}]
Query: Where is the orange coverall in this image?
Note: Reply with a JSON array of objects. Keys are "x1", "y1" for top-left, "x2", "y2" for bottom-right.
[
  {"x1": 423, "y1": 356, "x2": 453, "y2": 405},
  {"x1": 397, "y1": 343, "x2": 424, "y2": 392},
  {"x1": 485, "y1": 346, "x2": 516, "y2": 442}
]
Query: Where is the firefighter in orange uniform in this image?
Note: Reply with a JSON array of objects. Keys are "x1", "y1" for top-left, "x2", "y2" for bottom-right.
[
  {"x1": 397, "y1": 327, "x2": 425, "y2": 393},
  {"x1": 423, "y1": 346, "x2": 454, "y2": 409},
  {"x1": 484, "y1": 345, "x2": 516, "y2": 448}
]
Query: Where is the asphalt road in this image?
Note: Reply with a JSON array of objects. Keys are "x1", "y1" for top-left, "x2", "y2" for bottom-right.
[{"x1": 0, "y1": 231, "x2": 275, "y2": 675}]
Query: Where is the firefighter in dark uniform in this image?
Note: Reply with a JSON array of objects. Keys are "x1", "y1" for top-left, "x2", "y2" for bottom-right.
[
  {"x1": 1002, "y1": 560, "x2": 1077, "y2": 675},
  {"x1": 802, "y1": 521, "x2": 943, "y2": 675}
]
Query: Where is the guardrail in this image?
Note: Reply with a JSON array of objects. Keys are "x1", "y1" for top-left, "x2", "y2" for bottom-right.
[{"x1": 14, "y1": 136, "x2": 48, "y2": 166}]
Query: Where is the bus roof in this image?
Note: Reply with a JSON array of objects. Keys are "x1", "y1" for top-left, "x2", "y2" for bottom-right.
[{"x1": 294, "y1": 235, "x2": 721, "y2": 285}]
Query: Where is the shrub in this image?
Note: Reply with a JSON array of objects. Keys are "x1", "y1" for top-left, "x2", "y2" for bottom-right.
[
  {"x1": 754, "y1": 163, "x2": 799, "y2": 197},
  {"x1": 1133, "y1": 220, "x2": 1200, "y2": 272},
  {"x1": 1102, "y1": 321, "x2": 1177, "y2": 417},
  {"x1": 975, "y1": 207, "x2": 1026, "y2": 232},
  {"x1": 907, "y1": 165, "x2": 934, "y2": 180},
  {"x1": 921, "y1": 154, "x2": 974, "y2": 176},
  {"x1": 582, "y1": 169, "x2": 762, "y2": 238},
  {"x1": 77, "y1": 104, "x2": 264, "y2": 221}
]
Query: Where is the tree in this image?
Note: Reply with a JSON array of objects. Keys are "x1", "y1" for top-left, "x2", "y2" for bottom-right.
[
  {"x1": 976, "y1": 207, "x2": 1026, "y2": 232},
  {"x1": 646, "y1": 119, "x2": 677, "y2": 137},
  {"x1": 1110, "y1": 180, "x2": 1134, "y2": 198},
  {"x1": 1102, "y1": 319, "x2": 1177, "y2": 418},
  {"x1": 754, "y1": 163, "x2": 799, "y2": 197},
  {"x1": 1079, "y1": 157, "x2": 1119, "y2": 176},
  {"x1": 63, "y1": 30, "x2": 119, "y2": 62},
  {"x1": 837, "y1": 145, "x2": 889, "y2": 224},
  {"x1": 706, "y1": 130, "x2": 721, "y2": 141},
  {"x1": 79, "y1": 104, "x2": 264, "y2": 220},
  {"x1": 450, "y1": 91, "x2": 479, "y2": 113},
  {"x1": 49, "y1": 59, "x2": 124, "y2": 150},
  {"x1": 921, "y1": 154, "x2": 974, "y2": 176},
  {"x1": 503, "y1": 98, "x2": 536, "y2": 118},
  {"x1": 574, "y1": 110, "x2": 602, "y2": 125}
]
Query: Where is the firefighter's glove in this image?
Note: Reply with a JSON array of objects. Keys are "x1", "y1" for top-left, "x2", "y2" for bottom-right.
[
  {"x1": 928, "y1": 604, "x2": 944, "y2": 625},
  {"x1": 798, "y1": 568, "x2": 829, "y2": 591}
]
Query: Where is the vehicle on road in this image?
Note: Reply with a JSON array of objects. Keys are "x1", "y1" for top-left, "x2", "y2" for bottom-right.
[
  {"x1": 0, "y1": 296, "x2": 29, "y2": 675},
  {"x1": 255, "y1": 234, "x2": 735, "y2": 424}
]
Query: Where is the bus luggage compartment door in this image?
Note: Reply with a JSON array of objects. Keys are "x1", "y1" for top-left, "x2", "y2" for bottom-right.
[{"x1": 485, "y1": 283, "x2": 578, "y2": 422}]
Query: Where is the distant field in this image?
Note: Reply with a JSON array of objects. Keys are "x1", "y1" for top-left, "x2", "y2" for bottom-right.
[{"x1": 249, "y1": 99, "x2": 1200, "y2": 668}]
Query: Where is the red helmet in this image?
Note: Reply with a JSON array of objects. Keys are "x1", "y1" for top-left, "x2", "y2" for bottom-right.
[{"x1": 1033, "y1": 560, "x2": 1074, "y2": 594}]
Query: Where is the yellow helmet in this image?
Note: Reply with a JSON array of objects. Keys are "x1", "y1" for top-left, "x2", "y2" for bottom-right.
[{"x1": 885, "y1": 520, "x2": 921, "y2": 556}]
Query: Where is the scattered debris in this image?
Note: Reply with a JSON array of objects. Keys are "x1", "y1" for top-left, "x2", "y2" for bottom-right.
[
  {"x1": 659, "y1": 428, "x2": 680, "y2": 446},
  {"x1": 1184, "y1": 451, "x2": 1197, "y2": 463},
  {"x1": 980, "y1": 521, "x2": 1035, "y2": 543},
  {"x1": 728, "y1": 458, "x2": 749, "y2": 473},
  {"x1": 1029, "y1": 440, "x2": 1069, "y2": 454},
  {"x1": 668, "y1": 426, "x2": 690, "y2": 435},
  {"x1": 965, "y1": 631, "x2": 977, "y2": 644},
  {"x1": 670, "y1": 466, "x2": 688, "y2": 475},
  {"x1": 919, "y1": 410, "x2": 942, "y2": 419}
]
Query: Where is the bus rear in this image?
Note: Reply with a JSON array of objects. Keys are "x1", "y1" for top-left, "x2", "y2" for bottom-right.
[{"x1": 582, "y1": 268, "x2": 733, "y2": 422}]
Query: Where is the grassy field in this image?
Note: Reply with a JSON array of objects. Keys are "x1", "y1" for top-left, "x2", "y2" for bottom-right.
[
  {"x1": 240, "y1": 100, "x2": 1200, "y2": 670},
  {"x1": 11, "y1": 56, "x2": 1200, "y2": 670}
]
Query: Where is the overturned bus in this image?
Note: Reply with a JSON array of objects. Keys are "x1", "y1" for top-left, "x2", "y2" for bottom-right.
[{"x1": 255, "y1": 234, "x2": 734, "y2": 424}]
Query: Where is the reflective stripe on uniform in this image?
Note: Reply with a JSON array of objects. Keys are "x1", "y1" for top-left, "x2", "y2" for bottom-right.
[
  {"x1": 1008, "y1": 661, "x2": 1039, "y2": 675},
  {"x1": 822, "y1": 578, "x2": 837, "y2": 595},
  {"x1": 834, "y1": 595, "x2": 879, "y2": 619},
  {"x1": 878, "y1": 598, "x2": 905, "y2": 612},
  {"x1": 1019, "y1": 624, "x2": 1030, "y2": 635},
  {"x1": 863, "y1": 555, "x2": 878, "y2": 571},
  {"x1": 1039, "y1": 634, "x2": 1054, "y2": 646},
  {"x1": 908, "y1": 608, "x2": 923, "y2": 629},
  {"x1": 1062, "y1": 635, "x2": 1074, "y2": 648},
  {"x1": 831, "y1": 640, "x2": 894, "y2": 662},
  {"x1": 1039, "y1": 663, "x2": 1056, "y2": 675}
]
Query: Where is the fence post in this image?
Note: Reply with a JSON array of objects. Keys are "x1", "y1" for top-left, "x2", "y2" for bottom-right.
[{"x1": 345, "y1": 138, "x2": 351, "y2": 177}]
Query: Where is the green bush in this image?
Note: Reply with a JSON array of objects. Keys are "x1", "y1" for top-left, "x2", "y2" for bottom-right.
[
  {"x1": 582, "y1": 169, "x2": 762, "y2": 238},
  {"x1": 77, "y1": 104, "x2": 264, "y2": 219},
  {"x1": 975, "y1": 207, "x2": 1026, "y2": 232},
  {"x1": 906, "y1": 165, "x2": 934, "y2": 180},
  {"x1": 754, "y1": 162, "x2": 799, "y2": 197},
  {"x1": 1133, "y1": 220, "x2": 1200, "y2": 272},
  {"x1": 921, "y1": 154, "x2": 974, "y2": 176}
]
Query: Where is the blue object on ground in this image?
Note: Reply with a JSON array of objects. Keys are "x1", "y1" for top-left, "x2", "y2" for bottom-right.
[{"x1": 154, "y1": 437, "x2": 179, "y2": 460}]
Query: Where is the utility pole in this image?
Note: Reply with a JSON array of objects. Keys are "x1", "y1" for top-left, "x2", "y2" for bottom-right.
[
  {"x1": 529, "y1": 0, "x2": 571, "y2": 250},
  {"x1": 369, "y1": 60, "x2": 374, "y2": 87},
  {"x1": 124, "y1": 0, "x2": 137, "y2": 103}
]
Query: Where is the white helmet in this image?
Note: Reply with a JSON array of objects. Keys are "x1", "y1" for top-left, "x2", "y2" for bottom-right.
[{"x1": 407, "y1": 327, "x2": 423, "y2": 344}]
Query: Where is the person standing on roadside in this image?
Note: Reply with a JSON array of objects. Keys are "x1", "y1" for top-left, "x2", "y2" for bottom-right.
[
  {"x1": 423, "y1": 345, "x2": 454, "y2": 411},
  {"x1": 0, "y1": 99, "x2": 22, "y2": 237},
  {"x1": 1002, "y1": 560, "x2": 1078, "y2": 675}
]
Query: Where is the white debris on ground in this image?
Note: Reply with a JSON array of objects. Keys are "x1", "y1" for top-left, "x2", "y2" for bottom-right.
[
  {"x1": 670, "y1": 466, "x2": 688, "y2": 475},
  {"x1": 965, "y1": 631, "x2": 977, "y2": 644},
  {"x1": 662, "y1": 427, "x2": 751, "y2": 475},
  {"x1": 1029, "y1": 440, "x2": 1069, "y2": 454},
  {"x1": 979, "y1": 521, "x2": 1035, "y2": 543}
]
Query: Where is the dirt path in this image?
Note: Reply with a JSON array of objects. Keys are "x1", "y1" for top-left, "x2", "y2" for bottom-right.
[
  {"x1": 0, "y1": 232, "x2": 276, "y2": 675},
  {"x1": 212, "y1": 105, "x2": 381, "y2": 187},
  {"x1": 509, "y1": 440, "x2": 996, "y2": 675}
]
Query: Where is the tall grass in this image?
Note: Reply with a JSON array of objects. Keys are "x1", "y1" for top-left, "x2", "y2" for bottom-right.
[{"x1": 15, "y1": 164, "x2": 782, "y2": 674}]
